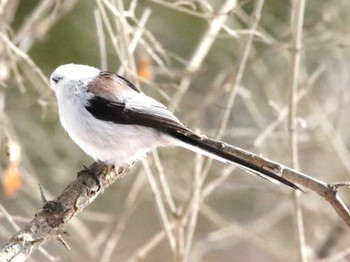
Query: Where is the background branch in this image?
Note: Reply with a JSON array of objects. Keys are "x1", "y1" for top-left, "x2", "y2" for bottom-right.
[{"x1": 289, "y1": 0, "x2": 307, "y2": 260}]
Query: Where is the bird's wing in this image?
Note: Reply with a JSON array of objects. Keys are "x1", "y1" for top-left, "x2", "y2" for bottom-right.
[
  {"x1": 85, "y1": 94, "x2": 191, "y2": 133},
  {"x1": 87, "y1": 70, "x2": 189, "y2": 131}
]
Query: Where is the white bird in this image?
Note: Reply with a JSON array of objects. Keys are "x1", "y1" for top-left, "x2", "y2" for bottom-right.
[{"x1": 50, "y1": 63, "x2": 298, "y2": 190}]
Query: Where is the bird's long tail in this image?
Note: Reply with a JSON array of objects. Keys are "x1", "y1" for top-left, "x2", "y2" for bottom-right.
[{"x1": 169, "y1": 130, "x2": 299, "y2": 190}]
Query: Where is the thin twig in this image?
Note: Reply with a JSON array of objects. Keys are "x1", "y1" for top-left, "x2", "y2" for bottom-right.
[
  {"x1": 216, "y1": 0, "x2": 264, "y2": 140},
  {"x1": 142, "y1": 159, "x2": 177, "y2": 252},
  {"x1": 183, "y1": 154, "x2": 203, "y2": 262},
  {"x1": 289, "y1": 0, "x2": 307, "y2": 261},
  {"x1": 0, "y1": 32, "x2": 49, "y2": 87},
  {"x1": 169, "y1": 0, "x2": 237, "y2": 111},
  {"x1": 99, "y1": 172, "x2": 145, "y2": 262},
  {"x1": 151, "y1": 151, "x2": 177, "y2": 213},
  {"x1": 126, "y1": 222, "x2": 176, "y2": 262},
  {"x1": 95, "y1": 9, "x2": 108, "y2": 71}
]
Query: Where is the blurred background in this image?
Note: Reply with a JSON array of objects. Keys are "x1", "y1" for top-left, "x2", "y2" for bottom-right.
[{"x1": 1, "y1": 0, "x2": 350, "y2": 261}]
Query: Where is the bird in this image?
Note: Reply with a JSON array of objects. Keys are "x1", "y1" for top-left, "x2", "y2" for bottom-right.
[{"x1": 49, "y1": 63, "x2": 298, "y2": 190}]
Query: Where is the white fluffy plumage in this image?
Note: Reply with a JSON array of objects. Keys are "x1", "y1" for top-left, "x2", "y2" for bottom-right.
[{"x1": 50, "y1": 64, "x2": 175, "y2": 165}]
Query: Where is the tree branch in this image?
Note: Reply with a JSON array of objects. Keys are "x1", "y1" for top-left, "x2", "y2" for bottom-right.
[
  {"x1": 199, "y1": 136, "x2": 350, "y2": 227},
  {"x1": 0, "y1": 162, "x2": 128, "y2": 261}
]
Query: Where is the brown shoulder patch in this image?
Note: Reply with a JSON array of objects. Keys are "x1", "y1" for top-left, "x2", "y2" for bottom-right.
[{"x1": 88, "y1": 72, "x2": 140, "y2": 98}]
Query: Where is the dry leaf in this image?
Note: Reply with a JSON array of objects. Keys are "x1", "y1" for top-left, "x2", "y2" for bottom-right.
[
  {"x1": 137, "y1": 54, "x2": 154, "y2": 81},
  {"x1": 3, "y1": 163, "x2": 21, "y2": 197},
  {"x1": 2, "y1": 138, "x2": 22, "y2": 197}
]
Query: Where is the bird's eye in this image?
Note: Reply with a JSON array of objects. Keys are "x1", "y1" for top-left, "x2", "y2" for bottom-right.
[{"x1": 51, "y1": 76, "x2": 63, "y2": 83}]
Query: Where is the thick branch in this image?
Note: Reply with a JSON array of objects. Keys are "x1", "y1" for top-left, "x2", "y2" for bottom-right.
[{"x1": 0, "y1": 162, "x2": 128, "y2": 261}]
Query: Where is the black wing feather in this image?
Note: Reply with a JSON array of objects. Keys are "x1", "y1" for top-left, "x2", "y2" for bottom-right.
[{"x1": 86, "y1": 96, "x2": 190, "y2": 133}]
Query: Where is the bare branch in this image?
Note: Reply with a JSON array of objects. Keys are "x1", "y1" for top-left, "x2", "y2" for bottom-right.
[
  {"x1": 289, "y1": 0, "x2": 307, "y2": 261},
  {"x1": 196, "y1": 136, "x2": 350, "y2": 228},
  {"x1": 169, "y1": 0, "x2": 237, "y2": 111},
  {"x1": 0, "y1": 162, "x2": 128, "y2": 261}
]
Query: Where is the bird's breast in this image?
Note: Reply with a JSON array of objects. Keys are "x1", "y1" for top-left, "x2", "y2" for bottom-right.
[{"x1": 57, "y1": 100, "x2": 170, "y2": 166}]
